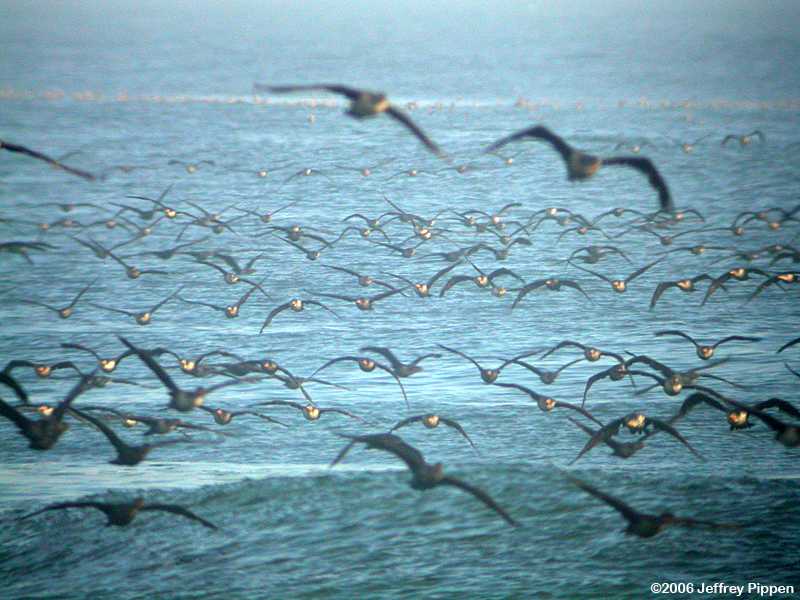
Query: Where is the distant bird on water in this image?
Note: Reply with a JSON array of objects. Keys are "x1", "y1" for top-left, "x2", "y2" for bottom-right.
[
  {"x1": 484, "y1": 125, "x2": 674, "y2": 212},
  {"x1": 0, "y1": 139, "x2": 96, "y2": 181},
  {"x1": 255, "y1": 84, "x2": 447, "y2": 158}
]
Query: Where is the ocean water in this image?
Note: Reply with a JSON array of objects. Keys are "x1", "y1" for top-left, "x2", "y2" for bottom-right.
[{"x1": 1, "y1": 1, "x2": 800, "y2": 598}]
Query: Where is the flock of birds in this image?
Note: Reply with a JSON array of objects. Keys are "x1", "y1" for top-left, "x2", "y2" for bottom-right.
[{"x1": 1, "y1": 84, "x2": 798, "y2": 538}]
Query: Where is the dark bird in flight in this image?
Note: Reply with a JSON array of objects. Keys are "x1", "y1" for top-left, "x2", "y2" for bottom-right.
[
  {"x1": 701, "y1": 267, "x2": 771, "y2": 306},
  {"x1": 0, "y1": 139, "x2": 95, "y2": 180},
  {"x1": 3, "y1": 359, "x2": 82, "y2": 379},
  {"x1": 260, "y1": 298, "x2": 339, "y2": 332},
  {"x1": 257, "y1": 84, "x2": 447, "y2": 158},
  {"x1": 254, "y1": 400, "x2": 363, "y2": 422},
  {"x1": 330, "y1": 433, "x2": 517, "y2": 526},
  {"x1": 666, "y1": 392, "x2": 795, "y2": 431},
  {"x1": 654, "y1": 330, "x2": 761, "y2": 360},
  {"x1": 89, "y1": 287, "x2": 183, "y2": 326},
  {"x1": 494, "y1": 381, "x2": 601, "y2": 424},
  {"x1": 719, "y1": 396, "x2": 800, "y2": 448},
  {"x1": 119, "y1": 337, "x2": 247, "y2": 411},
  {"x1": 359, "y1": 346, "x2": 440, "y2": 377},
  {"x1": 22, "y1": 277, "x2": 98, "y2": 319},
  {"x1": 564, "y1": 472, "x2": 738, "y2": 537},
  {"x1": 570, "y1": 412, "x2": 703, "y2": 464},
  {"x1": 20, "y1": 497, "x2": 217, "y2": 529},
  {"x1": 721, "y1": 131, "x2": 765, "y2": 146},
  {"x1": 198, "y1": 405, "x2": 288, "y2": 427},
  {"x1": 437, "y1": 343, "x2": 508, "y2": 384},
  {"x1": 539, "y1": 340, "x2": 625, "y2": 364},
  {"x1": 568, "y1": 417, "x2": 649, "y2": 460},
  {"x1": 390, "y1": 414, "x2": 477, "y2": 450},
  {"x1": 0, "y1": 375, "x2": 89, "y2": 450},
  {"x1": 649, "y1": 274, "x2": 720, "y2": 310},
  {"x1": 310, "y1": 354, "x2": 409, "y2": 407},
  {"x1": 572, "y1": 258, "x2": 663, "y2": 293},
  {"x1": 68, "y1": 407, "x2": 214, "y2": 466},
  {"x1": 512, "y1": 277, "x2": 592, "y2": 308},
  {"x1": 314, "y1": 287, "x2": 405, "y2": 311},
  {"x1": 483, "y1": 125, "x2": 674, "y2": 211}
]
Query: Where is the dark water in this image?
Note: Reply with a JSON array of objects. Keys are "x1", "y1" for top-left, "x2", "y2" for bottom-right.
[{"x1": 2, "y1": 2, "x2": 800, "y2": 598}]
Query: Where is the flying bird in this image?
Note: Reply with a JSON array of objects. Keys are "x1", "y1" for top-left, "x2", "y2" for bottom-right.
[
  {"x1": 564, "y1": 472, "x2": 738, "y2": 537},
  {"x1": 484, "y1": 125, "x2": 674, "y2": 211},
  {"x1": 256, "y1": 84, "x2": 447, "y2": 158},
  {"x1": 20, "y1": 497, "x2": 217, "y2": 528},
  {"x1": 330, "y1": 433, "x2": 517, "y2": 526}
]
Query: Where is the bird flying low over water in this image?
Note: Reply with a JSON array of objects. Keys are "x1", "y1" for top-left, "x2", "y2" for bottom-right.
[
  {"x1": 255, "y1": 84, "x2": 447, "y2": 158},
  {"x1": 20, "y1": 497, "x2": 217, "y2": 529},
  {"x1": 483, "y1": 125, "x2": 674, "y2": 212},
  {"x1": 563, "y1": 472, "x2": 739, "y2": 538},
  {"x1": 330, "y1": 433, "x2": 517, "y2": 526}
]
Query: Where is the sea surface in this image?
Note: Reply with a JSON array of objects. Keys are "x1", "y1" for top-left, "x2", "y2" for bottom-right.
[{"x1": 1, "y1": 2, "x2": 800, "y2": 598}]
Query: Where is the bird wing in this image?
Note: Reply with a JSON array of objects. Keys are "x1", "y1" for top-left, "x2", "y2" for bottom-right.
[
  {"x1": 713, "y1": 335, "x2": 761, "y2": 348},
  {"x1": 777, "y1": 336, "x2": 800, "y2": 354},
  {"x1": 570, "y1": 418, "x2": 623, "y2": 464},
  {"x1": 564, "y1": 473, "x2": 640, "y2": 522},
  {"x1": 752, "y1": 398, "x2": 800, "y2": 420},
  {"x1": 67, "y1": 407, "x2": 129, "y2": 455},
  {"x1": 653, "y1": 329, "x2": 697, "y2": 346},
  {"x1": 384, "y1": 106, "x2": 446, "y2": 158},
  {"x1": 140, "y1": 504, "x2": 218, "y2": 529},
  {"x1": 670, "y1": 392, "x2": 728, "y2": 423},
  {"x1": 439, "y1": 417, "x2": 478, "y2": 450},
  {"x1": 553, "y1": 400, "x2": 603, "y2": 426},
  {"x1": 625, "y1": 257, "x2": 664, "y2": 283},
  {"x1": 602, "y1": 156, "x2": 673, "y2": 212},
  {"x1": 1, "y1": 140, "x2": 96, "y2": 180},
  {"x1": 359, "y1": 347, "x2": 401, "y2": 371},
  {"x1": 19, "y1": 501, "x2": 109, "y2": 520},
  {"x1": 538, "y1": 340, "x2": 583, "y2": 360},
  {"x1": 0, "y1": 372, "x2": 28, "y2": 403},
  {"x1": 427, "y1": 261, "x2": 462, "y2": 288},
  {"x1": 439, "y1": 274, "x2": 474, "y2": 297},
  {"x1": 390, "y1": 415, "x2": 424, "y2": 432},
  {"x1": 437, "y1": 343, "x2": 483, "y2": 372},
  {"x1": 118, "y1": 336, "x2": 180, "y2": 394},
  {"x1": 648, "y1": 280, "x2": 676, "y2": 310},
  {"x1": 648, "y1": 418, "x2": 704, "y2": 460},
  {"x1": 439, "y1": 476, "x2": 517, "y2": 526},
  {"x1": 511, "y1": 280, "x2": 547, "y2": 308},
  {"x1": 260, "y1": 302, "x2": 292, "y2": 332},
  {"x1": 560, "y1": 279, "x2": 593, "y2": 301},
  {"x1": 258, "y1": 83, "x2": 362, "y2": 100},
  {"x1": 484, "y1": 125, "x2": 571, "y2": 161},
  {"x1": 52, "y1": 375, "x2": 93, "y2": 421},
  {"x1": 0, "y1": 397, "x2": 33, "y2": 431}
]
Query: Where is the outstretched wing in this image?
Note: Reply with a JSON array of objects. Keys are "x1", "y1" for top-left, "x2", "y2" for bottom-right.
[
  {"x1": 141, "y1": 503, "x2": 218, "y2": 529},
  {"x1": 563, "y1": 473, "x2": 640, "y2": 523},
  {"x1": 439, "y1": 417, "x2": 478, "y2": 450},
  {"x1": 256, "y1": 83, "x2": 362, "y2": 100},
  {"x1": 390, "y1": 415, "x2": 424, "y2": 432},
  {"x1": 602, "y1": 156, "x2": 673, "y2": 212},
  {"x1": 19, "y1": 501, "x2": 109, "y2": 520},
  {"x1": 439, "y1": 475, "x2": 517, "y2": 526},
  {"x1": 484, "y1": 125, "x2": 571, "y2": 162},
  {"x1": 1, "y1": 140, "x2": 96, "y2": 180},
  {"x1": 385, "y1": 106, "x2": 446, "y2": 158}
]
